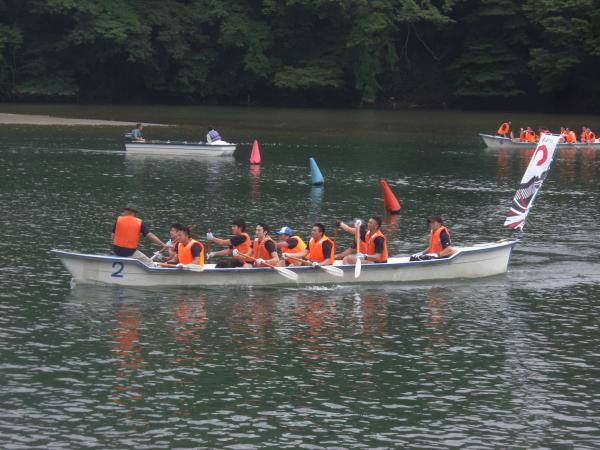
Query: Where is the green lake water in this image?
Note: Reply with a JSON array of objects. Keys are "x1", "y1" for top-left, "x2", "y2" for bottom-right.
[{"x1": 1, "y1": 105, "x2": 599, "y2": 448}]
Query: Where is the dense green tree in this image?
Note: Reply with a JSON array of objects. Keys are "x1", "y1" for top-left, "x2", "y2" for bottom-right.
[
  {"x1": 450, "y1": 0, "x2": 529, "y2": 98},
  {"x1": 0, "y1": 0, "x2": 598, "y2": 110},
  {"x1": 523, "y1": 0, "x2": 600, "y2": 109}
]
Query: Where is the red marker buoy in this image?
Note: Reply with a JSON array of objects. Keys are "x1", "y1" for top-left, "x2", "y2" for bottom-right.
[
  {"x1": 250, "y1": 139, "x2": 261, "y2": 164},
  {"x1": 380, "y1": 179, "x2": 401, "y2": 213}
]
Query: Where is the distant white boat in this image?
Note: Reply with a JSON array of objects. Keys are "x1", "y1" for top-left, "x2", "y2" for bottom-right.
[
  {"x1": 125, "y1": 139, "x2": 236, "y2": 156},
  {"x1": 52, "y1": 241, "x2": 516, "y2": 288},
  {"x1": 479, "y1": 133, "x2": 599, "y2": 150}
]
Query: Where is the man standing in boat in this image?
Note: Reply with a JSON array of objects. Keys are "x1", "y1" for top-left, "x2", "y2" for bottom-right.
[
  {"x1": 343, "y1": 216, "x2": 388, "y2": 265},
  {"x1": 112, "y1": 203, "x2": 165, "y2": 265},
  {"x1": 206, "y1": 218, "x2": 251, "y2": 268},
  {"x1": 206, "y1": 127, "x2": 222, "y2": 144},
  {"x1": 243, "y1": 223, "x2": 279, "y2": 267},
  {"x1": 410, "y1": 216, "x2": 455, "y2": 261}
]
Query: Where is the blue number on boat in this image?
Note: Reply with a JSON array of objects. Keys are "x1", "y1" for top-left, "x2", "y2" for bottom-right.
[{"x1": 111, "y1": 261, "x2": 125, "y2": 278}]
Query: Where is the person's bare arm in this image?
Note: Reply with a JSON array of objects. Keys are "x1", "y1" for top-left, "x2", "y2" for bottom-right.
[{"x1": 146, "y1": 232, "x2": 165, "y2": 247}]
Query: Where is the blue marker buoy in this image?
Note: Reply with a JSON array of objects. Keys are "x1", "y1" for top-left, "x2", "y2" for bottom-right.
[{"x1": 309, "y1": 157, "x2": 324, "y2": 185}]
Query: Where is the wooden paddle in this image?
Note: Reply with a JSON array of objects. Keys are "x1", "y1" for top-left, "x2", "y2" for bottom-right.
[
  {"x1": 354, "y1": 220, "x2": 362, "y2": 278},
  {"x1": 239, "y1": 253, "x2": 298, "y2": 281},
  {"x1": 160, "y1": 263, "x2": 204, "y2": 272},
  {"x1": 284, "y1": 255, "x2": 344, "y2": 278}
]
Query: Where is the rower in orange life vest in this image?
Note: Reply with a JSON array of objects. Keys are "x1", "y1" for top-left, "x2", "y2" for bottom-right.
[
  {"x1": 582, "y1": 127, "x2": 596, "y2": 144},
  {"x1": 524, "y1": 126, "x2": 537, "y2": 143},
  {"x1": 342, "y1": 216, "x2": 388, "y2": 265},
  {"x1": 288, "y1": 223, "x2": 335, "y2": 267},
  {"x1": 497, "y1": 121, "x2": 511, "y2": 138},
  {"x1": 273, "y1": 226, "x2": 307, "y2": 267},
  {"x1": 241, "y1": 223, "x2": 279, "y2": 267},
  {"x1": 410, "y1": 215, "x2": 455, "y2": 261},
  {"x1": 112, "y1": 203, "x2": 165, "y2": 265},
  {"x1": 165, "y1": 226, "x2": 204, "y2": 267},
  {"x1": 205, "y1": 217, "x2": 251, "y2": 268},
  {"x1": 333, "y1": 220, "x2": 368, "y2": 260}
]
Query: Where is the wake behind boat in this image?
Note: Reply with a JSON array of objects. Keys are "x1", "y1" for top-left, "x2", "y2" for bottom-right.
[
  {"x1": 52, "y1": 241, "x2": 516, "y2": 287},
  {"x1": 479, "y1": 133, "x2": 600, "y2": 150},
  {"x1": 124, "y1": 139, "x2": 236, "y2": 156}
]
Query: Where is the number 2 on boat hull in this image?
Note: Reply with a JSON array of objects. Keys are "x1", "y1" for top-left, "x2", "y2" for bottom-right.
[{"x1": 111, "y1": 261, "x2": 124, "y2": 278}]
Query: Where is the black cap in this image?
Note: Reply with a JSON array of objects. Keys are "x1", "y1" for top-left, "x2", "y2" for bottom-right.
[
  {"x1": 124, "y1": 203, "x2": 139, "y2": 213},
  {"x1": 427, "y1": 215, "x2": 443, "y2": 224}
]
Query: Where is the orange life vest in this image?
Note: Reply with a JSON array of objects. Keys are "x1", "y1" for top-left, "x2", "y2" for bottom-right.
[
  {"x1": 113, "y1": 215, "x2": 142, "y2": 249},
  {"x1": 356, "y1": 229, "x2": 368, "y2": 253},
  {"x1": 252, "y1": 236, "x2": 275, "y2": 266},
  {"x1": 588, "y1": 131, "x2": 596, "y2": 143},
  {"x1": 581, "y1": 131, "x2": 587, "y2": 142},
  {"x1": 567, "y1": 131, "x2": 577, "y2": 143},
  {"x1": 365, "y1": 229, "x2": 388, "y2": 262},
  {"x1": 232, "y1": 232, "x2": 251, "y2": 261},
  {"x1": 525, "y1": 130, "x2": 536, "y2": 143},
  {"x1": 497, "y1": 123, "x2": 509, "y2": 135},
  {"x1": 307, "y1": 235, "x2": 335, "y2": 264},
  {"x1": 178, "y1": 239, "x2": 204, "y2": 265},
  {"x1": 429, "y1": 226, "x2": 451, "y2": 254},
  {"x1": 519, "y1": 129, "x2": 526, "y2": 141},
  {"x1": 281, "y1": 236, "x2": 307, "y2": 264}
]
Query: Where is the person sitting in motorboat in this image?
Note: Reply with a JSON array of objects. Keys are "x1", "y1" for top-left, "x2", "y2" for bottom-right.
[
  {"x1": 206, "y1": 127, "x2": 224, "y2": 144},
  {"x1": 242, "y1": 223, "x2": 279, "y2": 267},
  {"x1": 497, "y1": 121, "x2": 511, "y2": 138},
  {"x1": 206, "y1": 218, "x2": 251, "y2": 268},
  {"x1": 274, "y1": 226, "x2": 307, "y2": 266},
  {"x1": 126, "y1": 123, "x2": 145, "y2": 142},
  {"x1": 559, "y1": 127, "x2": 567, "y2": 142},
  {"x1": 524, "y1": 126, "x2": 537, "y2": 143},
  {"x1": 112, "y1": 203, "x2": 165, "y2": 265},
  {"x1": 410, "y1": 215, "x2": 455, "y2": 261},
  {"x1": 333, "y1": 220, "x2": 367, "y2": 260},
  {"x1": 342, "y1": 216, "x2": 388, "y2": 265},
  {"x1": 586, "y1": 127, "x2": 597, "y2": 143},
  {"x1": 165, "y1": 226, "x2": 204, "y2": 268}
]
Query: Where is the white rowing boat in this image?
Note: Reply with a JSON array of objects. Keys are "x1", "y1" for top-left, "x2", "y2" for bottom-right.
[
  {"x1": 55, "y1": 135, "x2": 559, "y2": 288},
  {"x1": 479, "y1": 133, "x2": 600, "y2": 150},
  {"x1": 124, "y1": 140, "x2": 236, "y2": 156},
  {"x1": 52, "y1": 241, "x2": 517, "y2": 287}
]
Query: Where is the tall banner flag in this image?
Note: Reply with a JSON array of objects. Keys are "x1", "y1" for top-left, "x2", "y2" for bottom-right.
[{"x1": 504, "y1": 134, "x2": 561, "y2": 230}]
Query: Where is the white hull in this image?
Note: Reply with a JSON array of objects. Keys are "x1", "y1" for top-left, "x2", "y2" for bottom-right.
[
  {"x1": 125, "y1": 140, "x2": 236, "y2": 156},
  {"x1": 52, "y1": 241, "x2": 517, "y2": 288},
  {"x1": 479, "y1": 133, "x2": 599, "y2": 150}
]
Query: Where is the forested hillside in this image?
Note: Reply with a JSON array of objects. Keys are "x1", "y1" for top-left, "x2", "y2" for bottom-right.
[{"x1": 1, "y1": 0, "x2": 599, "y2": 110}]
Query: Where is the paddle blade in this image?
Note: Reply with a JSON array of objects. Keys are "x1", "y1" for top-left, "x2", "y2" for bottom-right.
[
  {"x1": 276, "y1": 267, "x2": 298, "y2": 281},
  {"x1": 321, "y1": 265, "x2": 344, "y2": 278},
  {"x1": 354, "y1": 258, "x2": 362, "y2": 278}
]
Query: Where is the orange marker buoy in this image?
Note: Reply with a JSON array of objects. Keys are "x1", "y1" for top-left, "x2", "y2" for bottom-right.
[
  {"x1": 250, "y1": 139, "x2": 261, "y2": 164},
  {"x1": 381, "y1": 179, "x2": 401, "y2": 213}
]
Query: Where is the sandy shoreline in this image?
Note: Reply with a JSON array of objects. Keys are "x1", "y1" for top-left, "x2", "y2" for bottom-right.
[{"x1": 0, "y1": 113, "x2": 166, "y2": 126}]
